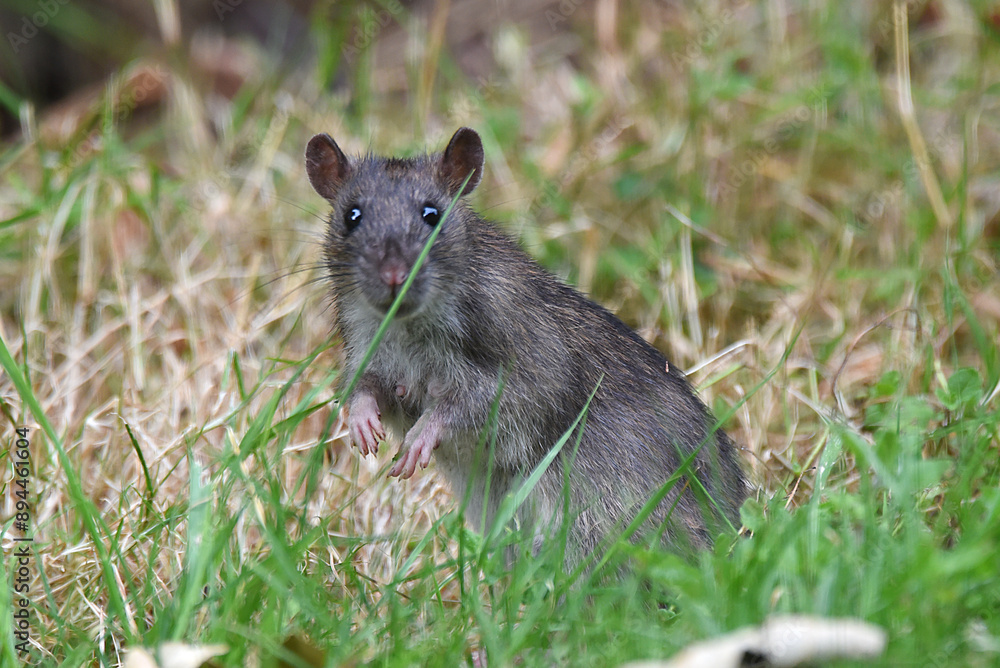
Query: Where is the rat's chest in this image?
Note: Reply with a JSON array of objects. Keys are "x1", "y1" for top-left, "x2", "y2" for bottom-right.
[{"x1": 346, "y1": 316, "x2": 467, "y2": 407}]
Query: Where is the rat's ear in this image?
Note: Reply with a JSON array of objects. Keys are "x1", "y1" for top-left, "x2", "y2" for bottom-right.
[
  {"x1": 306, "y1": 133, "x2": 351, "y2": 202},
  {"x1": 439, "y1": 127, "x2": 484, "y2": 197}
]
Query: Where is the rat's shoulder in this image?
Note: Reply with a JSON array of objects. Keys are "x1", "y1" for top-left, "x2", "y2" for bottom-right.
[{"x1": 467, "y1": 216, "x2": 673, "y2": 372}]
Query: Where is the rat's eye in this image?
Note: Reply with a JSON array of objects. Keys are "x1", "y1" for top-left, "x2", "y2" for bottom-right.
[
  {"x1": 421, "y1": 202, "x2": 440, "y2": 227},
  {"x1": 344, "y1": 205, "x2": 362, "y2": 232}
]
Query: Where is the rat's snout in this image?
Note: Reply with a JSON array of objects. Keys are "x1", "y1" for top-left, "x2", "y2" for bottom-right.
[
  {"x1": 378, "y1": 241, "x2": 411, "y2": 296},
  {"x1": 379, "y1": 260, "x2": 408, "y2": 293}
]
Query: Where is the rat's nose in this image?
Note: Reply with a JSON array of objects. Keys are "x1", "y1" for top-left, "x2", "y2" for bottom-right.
[{"x1": 379, "y1": 260, "x2": 409, "y2": 293}]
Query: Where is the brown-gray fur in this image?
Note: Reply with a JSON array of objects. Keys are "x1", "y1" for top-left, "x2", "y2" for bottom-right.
[{"x1": 305, "y1": 127, "x2": 748, "y2": 564}]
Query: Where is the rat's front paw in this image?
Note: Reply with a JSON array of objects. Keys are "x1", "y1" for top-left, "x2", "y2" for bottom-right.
[
  {"x1": 388, "y1": 414, "x2": 443, "y2": 479},
  {"x1": 346, "y1": 393, "x2": 385, "y2": 457}
]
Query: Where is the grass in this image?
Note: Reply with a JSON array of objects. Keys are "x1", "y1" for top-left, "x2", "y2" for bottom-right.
[{"x1": 1, "y1": 0, "x2": 999, "y2": 665}]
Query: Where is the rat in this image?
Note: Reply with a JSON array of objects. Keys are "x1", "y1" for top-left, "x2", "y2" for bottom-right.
[{"x1": 305, "y1": 127, "x2": 748, "y2": 562}]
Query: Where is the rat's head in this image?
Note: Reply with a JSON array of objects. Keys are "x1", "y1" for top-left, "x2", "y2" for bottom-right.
[{"x1": 305, "y1": 127, "x2": 484, "y2": 319}]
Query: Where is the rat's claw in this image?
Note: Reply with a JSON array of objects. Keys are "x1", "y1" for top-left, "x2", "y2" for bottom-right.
[
  {"x1": 389, "y1": 423, "x2": 440, "y2": 479},
  {"x1": 349, "y1": 422, "x2": 367, "y2": 456},
  {"x1": 361, "y1": 430, "x2": 374, "y2": 456},
  {"x1": 388, "y1": 445, "x2": 418, "y2": 479},
  {"x1": 389, "y1": 450, "x2": 413, "y2": 480},
  {"x1": 366, "y1": 417, "x2": 386, "y2": 455},
  {"x1": 354, "y1": 419, "x2": 377, "y2": 456},
  {"x1": 347, "y1": 394, "x2": 384, "y2": 457},
  {"x1": 418, "y1": 441, "x2": 434, "y2": 469}
]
